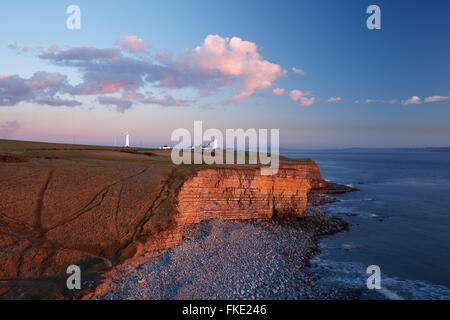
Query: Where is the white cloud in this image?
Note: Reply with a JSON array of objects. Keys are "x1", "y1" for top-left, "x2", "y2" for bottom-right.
[
  {"x1": 272, "y1": 88, "x2": 285, "y2": 96},
  {"x1": 424, "y1": 95, "x2": 450, "y2": 103},
  {"x1": 292, "y1": 67, "x2": 306, "y2": 75},
  {"x1": 191, "y1": 35, "x2": 286, "y2": 102},
  {"x1": 289, "y1": 89, "x2": 303, "y2": 101},
  {"x1": 327, "y1": 97, "x2": 341, "y2": 103},
  {"x1": 402, "y1": 96, "x2": 422, "y2": 105},
  {"x1": 300, "y1": 97, "x2": 315, "y2": 106}
]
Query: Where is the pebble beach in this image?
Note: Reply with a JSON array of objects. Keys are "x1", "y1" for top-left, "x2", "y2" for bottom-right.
[{"x1": 101, "y1": 207, "x2": 359, "y2": 300}]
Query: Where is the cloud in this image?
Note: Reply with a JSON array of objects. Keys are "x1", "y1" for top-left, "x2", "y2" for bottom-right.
[
  {"x1": 190, "y1": 35, "x2": 286, "y2": 101},
  {"x1": 33, "y1": 97, "x2": 81, "y2": 107},
  {"x1": 40, "y1": 45, "x2": 121, "y2": 62},
  {"x1": 98, "y1": 95, "x2": 133, "y2": 113},
  {"x1": 354, "y1": 96, "x2": 450, "y2": 105},
  {"x1": 116, "y1": 36, "x2": 145, "y2": 53},
  {"x1": 289, "y1": 89, "x2": 303, "y2": 101},
  {"x1": 139, "y1": 94, "x2": 191, "y2": 107},
  {"x1": 292, "y1": 67, "x2": 306, "y2": 75},
  {"x1": 402, "y1": 96, "x2": 422, "y2": 105},
  {"x1": 7, "y1": 43, "x2": 17, "y2": 50},
  {"x1": 6, "y1": 35, "x2": 286, "y2": 112},
  {"x1": 327, "y1": 97, "x2": 341, "y2": 103},
  {"x1": 424, "y1": 95, "x2": 450, "y2": 103},
  {"x1": 0, "y1": 74, "x2": 34, "y2": 106},
  {"x1": 272, "y1": 88, "x2": 285, "y2": 96},
  {"x1": 155, "y1": 48, "x2": 173, "y2": 64},
  {"x1": 359, "y1": 98, "x2": 385, "y2": 104},
  {"x1": 0, "y1": 120, "x2": 20, "y2": 138},
  {"x1": 8, "y1": 42, "x2": 32, "y2": 55},
  {"x1": 24, "y1": 71, "x2": 68, "y2": 90},
  {"x1": 0, "y1": 72, "x2": 81, "y2": 107},
  {"x1": 300, "y1": 97, "x2": 315, "y2": 106},
  {"x1": 99, "y1": 92, "x2": 191, "y2": 113},
  {"x1": 39, "y1": 35, "x2": 286, "y2": 105}
]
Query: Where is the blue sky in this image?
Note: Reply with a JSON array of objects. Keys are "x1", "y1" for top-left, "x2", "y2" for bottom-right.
[{"x1": 0, "y1": 0, "x2": 449, "y2": 147}]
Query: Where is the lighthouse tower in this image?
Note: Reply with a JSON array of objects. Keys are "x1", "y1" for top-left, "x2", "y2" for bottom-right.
[
  {"x1": 212, "y1": 138, "x2": 218, "y2": 149},
  {"x1": 125, "y1": 131, "x2": 130, "y2": 147}
]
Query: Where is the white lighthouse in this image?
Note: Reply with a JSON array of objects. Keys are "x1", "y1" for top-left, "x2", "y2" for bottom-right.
[
  {"x1": 125, "y1": 131, "x2": 130, "y2": 147},
  {"x1": 204, "y1": 138, "x2": 218, "y2": 150},
  {"x1": 211, "y1": 138, "x2": 218, "y2": 149}
]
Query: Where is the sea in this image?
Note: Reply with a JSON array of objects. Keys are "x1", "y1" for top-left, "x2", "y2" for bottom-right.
[{"x1": 282, "y1": 148, "x2": 450, "y2": 300}]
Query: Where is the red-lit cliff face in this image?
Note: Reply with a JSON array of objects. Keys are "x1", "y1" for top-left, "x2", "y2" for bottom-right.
[
  {"x1": 177, "y1": 162, "x2": 324, "y2": 224},
  {"x1": 128, "y1": 162, "x2": 329, "y2": 260}
]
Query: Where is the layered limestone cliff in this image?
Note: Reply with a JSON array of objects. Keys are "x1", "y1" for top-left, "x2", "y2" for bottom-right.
[
  {"x1": 122, "y1": 162, "x2": 329, "y2": 268},
  {"x1": 131, "y1": 160, "x2": 356, "y2": 265},
  {"x1": 177, "y1": 162, "x2": 323, "y2": 224}
]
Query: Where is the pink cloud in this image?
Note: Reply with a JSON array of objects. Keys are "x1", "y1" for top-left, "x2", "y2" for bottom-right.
[
  {"x1": 191, "y1": 35, "x2": 286, "y2": 101},
  {"x1": 40, "y1": 45, "x2": 121, "y2": 61},
  {"x1": 300, "y1": 97, "x2": 315, "y2": 107},
  {"x1": 7, "y1": 43, "x2": 17, "y2": 50},
  {"x1": 76, "y1": 78, "x2": 140, "y2": 95},
  {"x1": 292, "y1": 67, "x2": 306, "y2": 75},
  {"x1": 0, "y1": 73, "x2": 13, "y2": 79},
  {"x1": 7, "y1": 35, "x2": 289, "y2": 111},
  {"x1": 8, "y1": 42, "x2": 30, "y2": 54},
  {"x1": 289, "y1": 89, "x2": 303, "y2": 101},
  {"x1": 362, "y1": 98, "x2": 385, "y2": 104},
  {"x1": 0, "y1": 72, "x2": 80, "y2": 107},
  {"x1": 38, "y1": 35, "x2": 286, "y2": 105},
  {"x1": 24, "y1": 71, "x2": 68, "y2": 91},
  {"x1": 139, "y1": 94, "x2": 191, "y2": 107},
  {"x1": 98, "y1": 95, "x2": 133, "y2": 113},
  {"x1": 327, "y1": 97, "x2": 341, "y2": 103},
  {"x1": 402, "y1": 96, "x2": 422, "y2": 105},
  {"x1": 155, "y1": 48, "x2": 174, "y2": 64},
  {"x1": 424, "y1": 95, "x2": 450, "y2": 103},
  {"x1": 116, "y1": 35, "x2": 145, "y2": 53},
  {"x1": 273, "y1": 88, "x2": 285, "y2": 96}
]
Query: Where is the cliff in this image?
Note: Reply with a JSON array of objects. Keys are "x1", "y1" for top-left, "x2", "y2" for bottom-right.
[{"x1": 178, "y1": 163, "x2": 321, "y2": 223}]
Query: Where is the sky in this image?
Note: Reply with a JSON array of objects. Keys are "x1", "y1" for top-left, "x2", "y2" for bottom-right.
[{"x1": 0, "y1": 0, "x2": 449, "y2": 148}]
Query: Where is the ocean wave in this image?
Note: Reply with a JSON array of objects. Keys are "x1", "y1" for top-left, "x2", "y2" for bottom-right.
[{"x1": 308, "y1": 257, "x2": 450, "y2": 300}]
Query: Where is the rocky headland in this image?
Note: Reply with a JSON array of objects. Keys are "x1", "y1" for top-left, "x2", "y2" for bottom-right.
[{"x1": 0, "y1": 140, "x2": 357, "y2": 299}]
